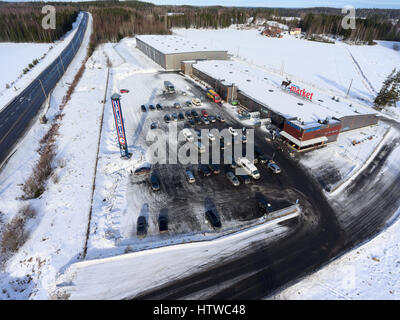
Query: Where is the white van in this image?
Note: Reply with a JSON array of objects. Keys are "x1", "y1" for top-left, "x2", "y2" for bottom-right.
[
  {"x1": 237, "y1": 157, "x2": 260, "y2": 179},
  {"x1": 182, "y1": 128, "x2": 194, "y2": 142}
]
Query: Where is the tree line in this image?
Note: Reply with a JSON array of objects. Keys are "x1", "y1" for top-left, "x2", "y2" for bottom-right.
[
  {"x1": 300, "y1": 13, "x2": 400, "y2": 43},
  {"x1": 0, "y1": 1, "x2": 399, "y2": 46},
  {"x1": 0, "y1": 3, "x2": 79, "y2": 42}
]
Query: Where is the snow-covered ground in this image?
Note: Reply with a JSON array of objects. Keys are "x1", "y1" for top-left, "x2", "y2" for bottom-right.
[
  {"x1": 0, "y1": 13, "x2": 97, "y2": 300},
  {"x1": 173, "y1": 28, "x2": 400, "y2": 105},
  {"x1": 0, "y1": 13, "x2": 84, "y2": 112},
  {"x1": 0, "y1": 43, "x2": 52, "y2": 91}
]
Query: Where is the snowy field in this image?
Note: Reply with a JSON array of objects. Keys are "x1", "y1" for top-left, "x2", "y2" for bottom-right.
[
  {"x1": 0, "y1": 43, "x2": 52, "y2": 91},
  {"x1": 173, "y1": 28, "x2": 400, "y2": 105}
]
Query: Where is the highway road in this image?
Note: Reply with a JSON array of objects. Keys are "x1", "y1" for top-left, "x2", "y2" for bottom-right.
[{"x1": 0, "y1": 12, "x2": 89, "y2": 166}]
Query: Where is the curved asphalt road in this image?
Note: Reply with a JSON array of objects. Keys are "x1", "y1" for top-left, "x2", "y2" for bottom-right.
[
  {"x1": 0, "y1": 12, "x2": 89, "y2": 166},
  {"x1": 134, "y1": 112, "x2": 400, "y2": 300}
]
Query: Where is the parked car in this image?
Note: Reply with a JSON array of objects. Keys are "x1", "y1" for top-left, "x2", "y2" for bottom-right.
[
  {"x1": 194, "y1": 117, "x2": 202, "y2": 125},
  {"x1": 207, "y1": 132, "x2": 215, "y2": 141},
  {"x1": 178, "y1": 112, "x2": 185, "y2": 121},
  {"x1": 205, "y1": 210, "x2": 221, "y2": 229},
  {"x1": 158, "y1": 214, "x2": 168, "y2": 233},
  {"x1": 185, "y1": 169, "x2": 196, "y2": 183},
  {"x1": 254, "y1": 147, "x2": 268, "y2": 164},
  {"x1": 150, "y1": 172, "x2": 160, "y2": 191},
  {"x1": 216, "y1": 114, "x2": 225, "y2": 122},
  {"x1": 134, "y1": 164, "x2": 152, "y2": 176},
  {"x1": 185, "y1": 111, "x2": 192, "y2": 119},
  {"x1": 191, "y1": 109, "x2": 199, "y2": 117},
  {"x1": 188, "y1": 119, "x2": 195, "y2": 127},
  {"x1": 226, "y1": 171, "x2": 240, "y2": 186},
  {"x1": 201, "y1": 109, "x2": 208, "y2": 117},
  {"x1": 120, "y1": 89, "x2": 129, "y2": 93},
  {"x1": 174, "y1": 102, "x2": 181, "y2": 109},
  {"x1": 258, "y1": 199, "x2": 273, "y2": 214},
  {"x1": 185, "y1": 100, "x2": 192, "y2": 107},
  {"x1": 191, "y1": 98, "x2": 201, "y2": 106},
  {"x1": 208, "y1": 115, "x2": 216, "y2": 123},
  {"x1": 141, "y1": 105, "x2": 147, "y2": 112},
  {"x1": 198, "y1": 164, "x2": 212, "y2": 177},
  {"x1": 231, "y1": 159, "x2": 238, "y2": 169},
  {"x1": 201, "y1": 116, "x2": 210, "y2": 125},
  {"x1": 220, "y1": 140, "x2": 225, "y2": 150},
  {"x1": 156, "y1": 103, "x2": 163, "y2": 110},
  {"x1": 171, "y1": 113, "x2": 178, "y2": 121},
  {"x1": 242, "y1": 135, "x2": 247, "y2": 144},
  {"x1": 267, "y1": 161, "x2": 281, "y2": 174},
  {"x1": 150, "y1": 122, "x2": 157, "y2": 130},
  {"x1": 149, "y1": 104, "x2": 155, "y2": 111},
  {"x1": 182, "y1": 128, "x2": 194, "y2": 142},
  {"x1": 238, "y1": 174, "x2": 251, "y2": 184},
  {"x1": 136, "y1": 216, "x2": 147, "y2": 236},
  {"x1": 164, "y1": 114, "x2": 171, "y2": 123},
  {"x1": 228, "y1": 127, "x2": 238, "y2": 136},
  {"x1": 208, "y1": 163, "x2": 220, "y2": 175}
]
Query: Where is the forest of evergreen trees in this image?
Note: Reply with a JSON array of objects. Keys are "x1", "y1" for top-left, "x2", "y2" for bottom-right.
[
  {"x1": 0, "y1": 3, "x2": 79, "y2": 42},
  {"x1": 300, "y1": 13, "x2": 400, "y2": 43}
]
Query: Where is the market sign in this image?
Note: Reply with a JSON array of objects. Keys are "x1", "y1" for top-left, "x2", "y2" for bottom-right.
[{"x1": 289, "y1": 84, "x2": 314, "y2": 101}]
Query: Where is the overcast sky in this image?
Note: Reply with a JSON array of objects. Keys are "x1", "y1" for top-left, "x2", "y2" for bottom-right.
[{"x1": 149, "y1": 0, "x2": 400, "y2": 9}]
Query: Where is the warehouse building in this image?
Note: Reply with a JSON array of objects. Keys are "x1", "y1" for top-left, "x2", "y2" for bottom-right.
[
  {"x1": 186, "y1": 60, "x2": 378, "y2": 151},
  {"x1": 136, "y1": 35, "x2": 228, "y2": 71}
]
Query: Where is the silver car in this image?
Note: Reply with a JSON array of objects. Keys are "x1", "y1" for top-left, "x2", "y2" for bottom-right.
[
  {"x1": 226, "y1": 171, "x2": 240, "y2": 186},
  {"x1": 267, "y1": 161, "x2": 281, "y2": 174}
]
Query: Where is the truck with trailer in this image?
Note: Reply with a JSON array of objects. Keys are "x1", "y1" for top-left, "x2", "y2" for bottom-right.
[{"x1": 206, "y1": 88, "x2": 221, "y2": 103}]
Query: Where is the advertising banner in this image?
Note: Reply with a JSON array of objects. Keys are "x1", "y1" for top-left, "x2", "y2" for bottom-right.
[{"x1": 111, "y1": 93, "x2": 129, "y2": 158}]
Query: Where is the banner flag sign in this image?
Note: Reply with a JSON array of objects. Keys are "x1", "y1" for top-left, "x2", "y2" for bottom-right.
[{"x1": 111, "y1": 93, "x2": 129, "y2": 158}]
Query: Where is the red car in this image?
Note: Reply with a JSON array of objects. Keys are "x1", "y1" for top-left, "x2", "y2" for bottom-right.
[
  {"x1": 120, "y1": 89, "x2": 129, "y2": 93},
  {"x1": 201, "y1": 109, "x2": 208, "y2": 117}
]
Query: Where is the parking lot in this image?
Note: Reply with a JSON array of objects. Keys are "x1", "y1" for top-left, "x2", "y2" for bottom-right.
[{"x1": 113, "y1": 71, "x2": 298, "y2": 244}]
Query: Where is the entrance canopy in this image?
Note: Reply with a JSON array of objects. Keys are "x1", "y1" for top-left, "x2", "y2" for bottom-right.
[{"x1": 280, "y1": 130, "x2": 328, "y2": 148}]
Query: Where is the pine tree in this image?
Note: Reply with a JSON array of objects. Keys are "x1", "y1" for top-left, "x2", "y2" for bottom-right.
[{"x1": 374, "y1": 69, "x2": 400, "y2": 109}]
